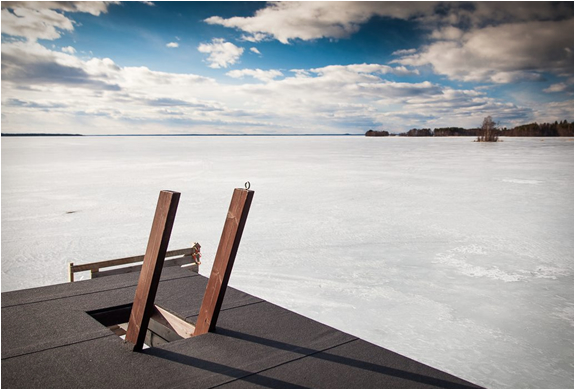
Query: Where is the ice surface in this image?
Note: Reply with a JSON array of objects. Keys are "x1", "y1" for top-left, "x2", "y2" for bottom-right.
[{"x1": 2, "y1": 136, "x2": 573, "y2": 388}]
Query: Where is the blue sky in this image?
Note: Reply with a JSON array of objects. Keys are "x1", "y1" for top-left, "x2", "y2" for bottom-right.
[{"x1": 1, "y1": 1, "x2": 573, "y2": 134}]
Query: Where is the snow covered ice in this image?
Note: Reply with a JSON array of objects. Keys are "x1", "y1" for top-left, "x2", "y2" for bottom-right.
[{"x1": 2, "y1": 136, "x2": 573, "y2": 388}]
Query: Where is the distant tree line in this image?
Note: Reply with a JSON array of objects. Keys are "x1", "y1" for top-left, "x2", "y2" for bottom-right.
[
  {"x1": 433, "y1": 127, "x2": 480, "y2": 137},
  {"x1": 366, "y1": 120, "x2": 574, "y2": 137},
  {"x1": 499, "y1": 121, "x2": 574, "y2": 137}
]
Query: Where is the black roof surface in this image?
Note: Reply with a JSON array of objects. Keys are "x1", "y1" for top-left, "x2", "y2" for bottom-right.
[{"x1": 2, "y1": 266, "x2": 480, "y2": 388}]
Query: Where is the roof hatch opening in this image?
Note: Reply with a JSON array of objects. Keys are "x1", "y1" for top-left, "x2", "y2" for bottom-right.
[{"x1": 87, "y1": 303, "x2": 196, "y2": 348}]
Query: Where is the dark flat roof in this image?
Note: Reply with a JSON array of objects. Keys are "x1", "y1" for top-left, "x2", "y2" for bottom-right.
[{"x1": 2, "y1": 267, "x2": 480, "y2": 388}]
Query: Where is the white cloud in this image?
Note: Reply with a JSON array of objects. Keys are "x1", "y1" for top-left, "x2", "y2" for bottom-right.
[
  {"x1": 2, "y1": 2, "x2": 116, "y2": 15},
  {"x1": 2, "y1": 40, "x2": 214, "y2": 93},
  {"x1": 2, "y1": 41, "x2": 118, "y2": 89},
  {"x1": 543, "y1": 82, "x2": 568, "y2": 93},
  {"x1": 1, "y1": 2, "x2": 117, "y2": 41},
  {"x1": 534, "y1": 101, "x2": 574, "y2": 123},
  {"x1": 197, "y1": 38, "x2": 244, "y2": 68},
  {"x1": 226, "y1": 69, "x2": 283, "y2": 82},
  {"x1": 430, "y1": 26, "x2": 463, "y2": 41},
  {"x1": 61, "y1": 46, "x2": 76, "y2": 54},
  {"x1": 395, "y1": 19, "x2": 574, "y2": 83},
  {"x1": 166, "y1": 42, "x2": 179, "y2": 48},
  {"x1": 204, "y1": 2, "x2": 571, "y2": 44},
  {"x1": 392, "y1": 48, "x2": 417, "y2": 56},
  {"x1": 240, "y1": 33, "x2": 268, "y2": 43},
  {"x1": 1, "y1": 7, "x2": 74, "y2": 40},
  {"x1": 205, "y1": 2, "x2": 437, "y2": 44},
  {"x1": 310, "y1": 64, "x2": 419, "y2": 79},
  {"x1": 250, "y1": 47, "x2": 261, "y2": 55}
]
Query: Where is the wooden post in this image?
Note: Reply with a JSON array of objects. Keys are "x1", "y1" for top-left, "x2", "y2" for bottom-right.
[
  {"x1": 125, "y1": 190, "x2": 180, "y2": 351},
  {"x1": 194, "y1": 188, "x2": 254, "y2": 336},
  {"x1": 68, "y1": 262, "x2": 74, "y2": 282}
]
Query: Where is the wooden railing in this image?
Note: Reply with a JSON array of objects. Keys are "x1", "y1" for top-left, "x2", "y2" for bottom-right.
[{"x1": 68, "y1": 244, "x2": 201, "y2": 282}]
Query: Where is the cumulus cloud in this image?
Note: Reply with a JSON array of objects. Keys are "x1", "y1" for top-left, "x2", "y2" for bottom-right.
[
  {"x1": 429, "y1": 26, "x2": 463, "y2": 41},
  {"x1": 392, "y1": 48, "x2": 417, "y2": 56},
  {"x1": 311, "y1": 64, "x2": 419, "y2": 78},
  {"x1": 197, "y1": 38, "x2": 244, "y2": 68},
  {"x1": 2, "y1": 40, "x2": 215, "y2": 96},
  {"x1": 61, "y1": 46, "x2": 76, "y2": 54},
  {"x1": 1, "y1": 7, "x2": 74, "y2": 40},
  {"x1": 2, "y1": 2, "x2": 115, "y2": 15},
  {"x1": 226, "y1": 69, "x2": 283, "y2": 82},
  {"x1": 534, "y1": 101, "x2": 574, "y2": 123},
  {"x1": 1, "y1": 1, "x2": 118, "y2": 41},
  {"x1": 543, "y1": 82, "x2": 568, "y2": 93},
  {"x1": 166, "y1": 42, "x2": 179, "y2": 48},
  {"x1": 205, "y1": 2, "x2": 436, "y2": 43},
  {"x1": 240, "y1": 32, "x2": 268, "y2": 43},
  {"x1": 2, "y1": 41, "x2": 120, "y2": 90},
  {"x1": 250, "y1": 47, "x2": 261, "y2": 55},
  {"x1": 395, "y1": 19, "x2": 574, "y2": 83},
  {"x1": 235, "y1": 65, "x2": 442, "y2": 119}
]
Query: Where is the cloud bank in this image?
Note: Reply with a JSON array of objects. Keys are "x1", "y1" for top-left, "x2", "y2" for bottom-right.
[{"x1": 4, "y1": 39, "x2": 558, "y2": 134}]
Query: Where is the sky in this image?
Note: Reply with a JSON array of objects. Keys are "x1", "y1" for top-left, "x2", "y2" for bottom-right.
[{"x1": 1, "y1": 1, "x2": 574, "y2": 135}]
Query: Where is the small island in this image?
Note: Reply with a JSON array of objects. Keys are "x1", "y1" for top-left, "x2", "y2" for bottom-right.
[{"x1": 365, "y1": 129, "x2": 389, "y2": 137}]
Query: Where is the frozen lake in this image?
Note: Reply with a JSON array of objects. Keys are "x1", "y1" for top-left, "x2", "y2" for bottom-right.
[{"x1": 2, "y1": 136, "x2": 573, "y2": 388}]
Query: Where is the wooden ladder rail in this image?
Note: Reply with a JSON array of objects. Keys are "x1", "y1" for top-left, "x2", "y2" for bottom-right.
[
  {"x1": 194, "y1": 188, "x2": 254, "y2": 336},
  {"x1": 125, "y1": 190, "x2": 180, "y2": 351}
]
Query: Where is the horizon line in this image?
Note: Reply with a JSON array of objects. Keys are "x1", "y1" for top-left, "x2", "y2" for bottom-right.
[{"x1": 1, "y1": 133, "x2": 367, "y2": 137}]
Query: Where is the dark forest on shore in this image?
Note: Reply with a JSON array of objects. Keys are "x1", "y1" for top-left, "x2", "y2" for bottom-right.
[{"x1": 366, "y1": 120, "x2": 575, "y2": 137}]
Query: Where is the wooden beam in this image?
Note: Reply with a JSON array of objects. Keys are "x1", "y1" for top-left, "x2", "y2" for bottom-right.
[
  {"x1": 194, "y1": 188, "x2": 254, "y2": 336},
  {"x1": 91, "y1": 255, "x2": 198, "y2": 278},
  {"x1": 125, "y1": 190, "x2": 180, "y2": 351},
  {"x1": 70, "y1": 247, "x2": 192, "y2": 273}
]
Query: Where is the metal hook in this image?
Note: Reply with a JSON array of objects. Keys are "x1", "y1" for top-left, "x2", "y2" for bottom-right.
[{"x1": 245, "y1": 181, "x2": 251, "y2": 190}]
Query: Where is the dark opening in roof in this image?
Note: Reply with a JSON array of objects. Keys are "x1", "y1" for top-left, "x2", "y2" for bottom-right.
[{"x1": 88, "y1": 303, "x2": 196, "y2": 348}]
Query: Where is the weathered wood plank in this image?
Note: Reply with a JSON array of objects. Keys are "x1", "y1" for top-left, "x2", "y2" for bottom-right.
[
  {"x1": 70, "y1": 248, "x2": 192, "y2": 273},
  {"x1": 125, "y1": 190, "x2": 180, "y2": 351},
  {"x1": 194, "y1": 188, "x2": 254, "y2": 336},
  {"x1": 152, "y1": 305, "x2": 195, "y2": 338},
  {"x1": 91, "y1": 255, "x2": 198, "y2": 278}
]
